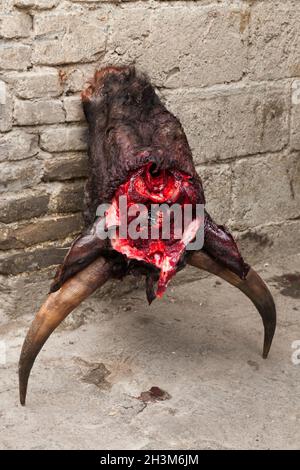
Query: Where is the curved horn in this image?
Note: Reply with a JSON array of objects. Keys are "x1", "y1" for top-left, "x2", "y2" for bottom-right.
[
  {"x1": 19, "y1": 257, "x2": 112, "y2": 406},
  {"x1": 188, "y1": 251, "x2": 276, "y2": 358}
]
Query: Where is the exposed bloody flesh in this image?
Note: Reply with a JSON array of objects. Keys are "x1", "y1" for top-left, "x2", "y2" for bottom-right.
[
  {"x1": 106, "y1": 163, "x2": 201, "y2": 298},
  {"x1": 50, "y1": 66, "x2": 250, "y2": 300}
]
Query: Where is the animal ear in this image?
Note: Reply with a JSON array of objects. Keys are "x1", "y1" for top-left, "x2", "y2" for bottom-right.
[
  {"x1": 203, "y1": 211, "x2": 250, "y2": 279},
  {"x1": 50, "y1": 221, "x2": 106, "y2": 293}
]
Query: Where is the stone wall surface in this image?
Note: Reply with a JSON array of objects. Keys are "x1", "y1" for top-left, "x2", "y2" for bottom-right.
[{"x1": 0, "y1": 0, "x2": 299, "y2": 317}]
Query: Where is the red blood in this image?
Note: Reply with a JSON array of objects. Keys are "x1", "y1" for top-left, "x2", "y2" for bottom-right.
[{"x1": 106, "y1": 163, "x2": 201, "y2": 298}]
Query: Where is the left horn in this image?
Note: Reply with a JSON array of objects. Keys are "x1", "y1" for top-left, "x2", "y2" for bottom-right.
[
  {"x1": 19, "y1": 257, "x2": 112, "y2": 406},
  {"x1": 188, "y1": 251, "x2": 276, "y2": 359}
]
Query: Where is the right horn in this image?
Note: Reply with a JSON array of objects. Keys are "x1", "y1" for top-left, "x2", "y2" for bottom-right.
[
  {"x1": 188, "y1": 251, "x2": 276, "y2": 358},
  {"x1": 19, "y1": 256, "x2": 112, "y2": 406}
]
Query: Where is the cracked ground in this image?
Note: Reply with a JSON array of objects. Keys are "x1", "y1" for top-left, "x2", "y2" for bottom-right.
[{"x1": 0, "y1": 253, "x2": 299, "y2": 450}]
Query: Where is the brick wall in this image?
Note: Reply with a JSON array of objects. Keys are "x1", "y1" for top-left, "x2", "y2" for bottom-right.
[{"x1": 0, "y1": 0, "x2": 299, "y2": 317}]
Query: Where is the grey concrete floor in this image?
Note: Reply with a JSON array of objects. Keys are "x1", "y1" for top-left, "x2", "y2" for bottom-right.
[{"x1": 0, "y1": 254, "x2": 300, "y2": 450}]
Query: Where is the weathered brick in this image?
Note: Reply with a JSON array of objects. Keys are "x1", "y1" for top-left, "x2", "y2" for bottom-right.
[
  {"x1": 236, "y1": 220, "x2": 300, "y2": 266},
  {"x1": 248, "y1": 0, "x2": 300, "y2": 80},
  {"x1": 231, "y1": 153, "x2": 300, "y2": 230},
  {"x1": 0, "y1": 130, "x2": 38, "y2": 161},
  {"x1": 8, "y1": 69, "x2": 63, "y2": 99},
  {"x1": 33, "y1": 13, "x2": 107, "y2": 65},
  {"x1": 0, "y1": 244, "x2": 69, "y2": 275},
  {"x1": 14, "y1": 99, "x2": 65, "y2": 126},
  {"x1": 287, "y1": 152, "x2": 300, "y2": 212},
  {"x1": 0, "y1": 44, "x2": 31, "y2": 70},
  {"x1": 43, "y1": 152, "x2": 87, "y2": 181},
  {"x1": 0, "y1": 189, "x2": 49, "y2": 223},
  {"x1": 196, "y1": 164, "x2": 232, "y2": 223},
  {"x1": 107, "y1": 7, "x2": 150, "y2": 63},
  {"x1": 13, "y1": 0, "x2": 59, "y2": 9},
  {"x1": 291, "y1": 80, "x2": 300, "y2": 151},
  {"x1": 49, "y1": 181, "x2": 85, "y2": 214},
  {"x1": 0, "y1": 0, "x2": 298, "y2": 285},
  {"x1": 62, "y1": 64, "x2": 96, "y2": 93},
  {"x1": 0, "y1": 213, "x2": 83, "y2": 250},
  {"x1": 0, "y1": 80, "x2": 13, "y2": 132},
  {"x1": 40, "y1": 126, "x2": 87, "y2": 152},
  {"x1": 0, "y1": 159, "x2": 43, "y2": 192},
  {"x1": 0, "y1": 268, "x2": 55, "y2": 319},
  {"x1": 165, "y1": 82, "x2": 289, "y2": 163},
  {"x1": 108, "y1": 4, "x2": 247, "y2": 87},
  {"x1": 0, "y1": 12, "x2": 32, "y2": 38},
  {"x1": 63, "y1": 96, "x2": 85, "y2": 122},
  {"x1": 0, "y1": 223, "x2": 10, "y2": 250}
]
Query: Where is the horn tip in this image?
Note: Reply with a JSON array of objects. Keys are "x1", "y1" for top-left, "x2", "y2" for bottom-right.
[
  {"x1": 262, "y1": 343, "x2": 271, "y2": 359},
  {"x1": 19, "y1": 386, "x2": 27, "y2": 406},
  {"x1": 262, "y1": 329, "x2": 275, "y2": 359},
  {"x1": 19, "y1": 364, "x2": 28, "y2": 406}
]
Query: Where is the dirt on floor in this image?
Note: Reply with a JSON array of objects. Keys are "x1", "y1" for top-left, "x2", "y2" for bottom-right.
[{"x1": 0, "y1": 254, "x2": 300, "y2": 450}]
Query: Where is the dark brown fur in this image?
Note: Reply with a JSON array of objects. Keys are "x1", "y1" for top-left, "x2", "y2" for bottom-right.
[
  {"x1": 81, "y1": 66, "x2": 204, "y2": 225},
  {"x1": 51, "y1": 66, "x2": 249, "y2": 294}
]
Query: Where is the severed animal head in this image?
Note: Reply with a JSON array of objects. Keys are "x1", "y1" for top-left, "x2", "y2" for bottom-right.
[{"x1": 19, "y1": 66, "x2": 276, "y2": 405}]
